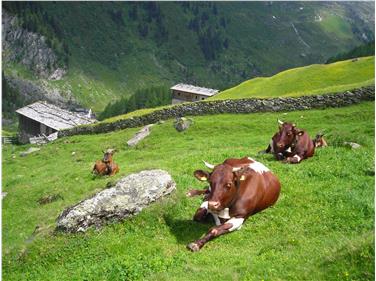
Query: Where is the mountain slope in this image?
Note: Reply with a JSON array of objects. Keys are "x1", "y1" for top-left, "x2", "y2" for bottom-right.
[
  {"x1": 2, "y1": 2, "x2": 374, "y2": 114},
  {"x1": 212, "y1": 56, "x2": 375, "y2": 100}
]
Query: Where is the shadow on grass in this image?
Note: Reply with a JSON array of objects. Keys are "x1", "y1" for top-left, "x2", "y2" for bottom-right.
[{"x1": 163, "y1": 214, "x2": 213, "y2": 245}]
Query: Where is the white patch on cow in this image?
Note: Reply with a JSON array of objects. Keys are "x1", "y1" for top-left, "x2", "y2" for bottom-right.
[
  {"x1": 212, "y1": 214, "x2": 221, "y2": 226},
  {"x1": 269, "y1": 139, "x2": 274, "y2": 153},
  {"x1": 247, "y1": 158, "x2": 270, "y2": 174},
  {"x1": 293, "y1": 155, "x2": 302, "y2": 162},
  {"x1": 285, "y1": 146, "x2": 292, "y2": 153},
  {"x1": 218, "y1": 208, "x2": 230, "y2": 219},
  {"x1": 200, "y1": 201, "x2": 208, "y2": 209},
  {"x1": 227, "y1": 217, "x2": 245, "y2": 232}
]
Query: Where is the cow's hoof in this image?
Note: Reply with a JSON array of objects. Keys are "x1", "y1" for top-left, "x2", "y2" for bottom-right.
[
  {"x1": 186, "y1": 191, "x2": 193, "y2": 197},
  {"x1": 187, "y1": 242, "x2": 200, "y2": 252}
]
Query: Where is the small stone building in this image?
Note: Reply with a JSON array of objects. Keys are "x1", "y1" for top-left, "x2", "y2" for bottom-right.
[
  {"x1": 16, "y1": 101, "x2": 96, "y2": 144},
  {"x1": 170, "y1": 83, "x2": 219, "y2": 104}
]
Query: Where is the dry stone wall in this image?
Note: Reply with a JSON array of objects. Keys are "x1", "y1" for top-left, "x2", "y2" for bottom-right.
[{"x1": 59, "y1": 86, "x2": 375, "y2": 137}]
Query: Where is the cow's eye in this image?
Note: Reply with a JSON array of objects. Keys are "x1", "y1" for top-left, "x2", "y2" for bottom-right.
[{"x1": 287, "y1": 132, "x2": 292, "y2": 136}]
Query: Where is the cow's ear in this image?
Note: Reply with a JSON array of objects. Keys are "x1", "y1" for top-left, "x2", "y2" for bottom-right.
[
  {"x1": 296, "y1": 130, "x2": 304, "y2": 136},
  {"x1": 278, "y1": 119, "x2": 283, "y2": 130},
  {"x1": 233, "y1": 170, "x2": 247, "y2": 182},
  {"x1": 194, "y1": 170, "x2": 210, "y2": 181}
]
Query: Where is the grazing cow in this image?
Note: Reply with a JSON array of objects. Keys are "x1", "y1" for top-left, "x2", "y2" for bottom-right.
[
  {"x1": 263, "y1": 120, "x2": 315, "y2": 164},
  {"x1": 187, "y1": 157, "x2": 281, "y2": 252},
  {"x1": 92, "y1": 149, "x2": 119, "y2": 176}
]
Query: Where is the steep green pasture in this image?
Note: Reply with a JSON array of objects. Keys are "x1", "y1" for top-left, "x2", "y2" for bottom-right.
[
  {"x1": 2, "y1": 102, "x2": 374, "y2": 280},
  {"x1": 213, "y1": 56, "x2": 375, "y2": 100},
  {"x1": 100, "y1": 57, "x2": 375, "y2": 124}
]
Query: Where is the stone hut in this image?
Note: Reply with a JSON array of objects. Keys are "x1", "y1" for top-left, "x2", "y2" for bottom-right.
[
  {"x1": 170, "y1": 83, "x2": 219, "y2": 104},
  {"x1": 16, "y1": 101, "x2": 96, "y2": 143}
]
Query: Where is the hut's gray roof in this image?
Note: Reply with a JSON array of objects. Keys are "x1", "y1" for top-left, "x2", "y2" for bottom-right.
[
  {"x1": 170, "y1": 83, "x2": 219, "y2": 97},
  {"x1": 16, "y1": 101, "x2": 96, "y2": 131}
]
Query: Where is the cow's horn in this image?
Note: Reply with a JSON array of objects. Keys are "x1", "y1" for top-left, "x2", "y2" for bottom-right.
[
  {"x1": 278, "y1": 119, "x2": 284, "y2": 125},
  {"x1": 203, "y1": 160, "x2": 215, "y2": 170},
  {"x1": 232, "y1": 167, "x2": 242, "y2": 172}
]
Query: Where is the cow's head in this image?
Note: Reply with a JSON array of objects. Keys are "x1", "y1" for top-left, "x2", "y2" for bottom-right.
[
  {"x1": 313, "y1": 133, "x2": 328, "y2": 148},
  {"x1": 276, "y1": 119, "x2": 304, "y2": 149},
  {"x1": 194, "y1": 161, "x2": 247, "y2": 213},
  {"x1": 102, "y1": 149, "x2": 116, "y2": 163}
]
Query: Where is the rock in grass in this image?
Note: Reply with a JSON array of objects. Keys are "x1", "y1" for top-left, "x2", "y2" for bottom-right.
[
  {"x1": 56, "y1": 170, "x2": 176, "y2": 233},
  {"x1": 37, "y1": 194, "x2": 63, "y2": 205},
  {"x1": 127, "y1": 124, "x2": 154, "y2": 147},
  {"x1": 20, "y1": 147, "x2": 40, "y2": 157},
  {"x1": 174, "y1": 117, "x2": 193, "y2": 132},
  {"x1": 344, "y1": 141, "x2": 362, "y2": 149}
]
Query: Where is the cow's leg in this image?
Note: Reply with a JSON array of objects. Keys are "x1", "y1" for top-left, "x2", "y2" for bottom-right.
[
  {"x1": 186, "y1": 188, "x2": 209, "y2": 197},
  {"x1": 109, "y1": 164, "x2": 119, "y2": 176},
  {"x1": 284, "y1": 154, "x2": 303, "y2": 164},
  {"x1": 193, "y1": 201, "x2": 210, "y2": 222},
  {"x1": 275, "y1": 152, "x2": 285, "y2": 161},
  {"x1": 193, "y1": 207, "x2": 208, "y2": 222},
  {"x1": 187, "y1": 217, "x2": 245, "y2": 252}
]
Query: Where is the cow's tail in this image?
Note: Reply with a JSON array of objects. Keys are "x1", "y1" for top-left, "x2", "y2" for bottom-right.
[{"x1": 258, "y1": 144, "x2": 272, "y2": 155}]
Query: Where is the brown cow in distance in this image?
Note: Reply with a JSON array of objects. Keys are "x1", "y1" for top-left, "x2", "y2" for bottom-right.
[
  {"x1": 262, "y1": 120, "x2": 317, "y2": 164},
  {"x1": 186, "y1": 157, "x2": 281, "y2": 252},
  {"x1": 313, "y1": 133, "x2": 328, "y2": 148},
  {"x1": 92, "y1": 149, "x2": 119, "y2": 176}
]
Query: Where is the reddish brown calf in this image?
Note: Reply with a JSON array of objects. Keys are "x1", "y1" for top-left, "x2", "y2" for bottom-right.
[{"x1": 92, "y1": 149, "x2": 119, "y2": 176}]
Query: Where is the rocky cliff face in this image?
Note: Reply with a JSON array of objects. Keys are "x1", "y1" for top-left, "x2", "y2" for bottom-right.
[
  {"x1": 2, "y1": 10, "x2": 65, "y2": 80},
  {"x1": 2, "y1": 11, "x2": 78, "y2": 121},
  {"x1": 4, "y1": 75, "x2": 73, "y2": 108}
]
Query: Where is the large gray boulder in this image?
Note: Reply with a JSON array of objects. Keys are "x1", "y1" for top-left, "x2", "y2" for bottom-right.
[{"x1": 56, "y1": 170, "x2": 176, "y2": 233}]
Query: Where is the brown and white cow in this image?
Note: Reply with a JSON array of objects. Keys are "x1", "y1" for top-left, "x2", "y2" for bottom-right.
[
  {"x1": 92, "y1": 149, "x2": 119, "y2": 176},
  {"x1": 186, "y1": 157, "x2": 281, "y2": 252},
  {"x1": 263, "y1": 120, "x2": 315, "y2": 164}
]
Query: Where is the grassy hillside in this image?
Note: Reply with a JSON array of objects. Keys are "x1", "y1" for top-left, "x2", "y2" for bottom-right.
[
  {"x1": 2, "y1": 101, "x2": 374, "y2": 280},
  {"x1": 212, "y1": 56, "x2": 375, "y2": 100},
  {"x1": 99, "y1": 57, "x2": 374, "y2": 124},
  {"x1": 2, "y1": 2, "x2": 374, "y2": 113}
]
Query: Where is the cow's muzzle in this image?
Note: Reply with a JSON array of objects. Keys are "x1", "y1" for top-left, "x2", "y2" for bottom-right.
[
  {"x1": 277, "y1": 142, "x2": 284, "y2": 148},
  {"x1": 208, "y1": 201, "x2": 222, "y2": 211}
]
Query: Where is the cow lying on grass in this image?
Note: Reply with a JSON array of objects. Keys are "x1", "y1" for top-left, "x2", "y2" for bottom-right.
[
  {"x1": 262, "y1": 120, "x2": 326, "y2": 164},
  {"x1": 92, "y1": 149, "x2": 119, "y2": 176},
  {"x1": 186, "y1": 157, "x2": 281, "y2": 252}
]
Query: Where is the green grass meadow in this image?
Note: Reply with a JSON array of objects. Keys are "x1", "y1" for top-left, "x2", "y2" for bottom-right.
[
  {"x1": 213, "y1": 56, "x2": 375, "y2": 100},
  {"x1": 2, "y1": 101, "x2": 374, "y2": 280}
]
